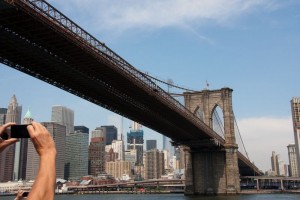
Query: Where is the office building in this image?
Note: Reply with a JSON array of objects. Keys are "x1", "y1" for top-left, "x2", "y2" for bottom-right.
[
  {"x1": 127, "y1": 122, "x2": 144, "y2": 166},
  {"x1": 51, "y1": 105, "x2": 74, "y2": 135},
  {"x1": 0, "y1": 95, "x2": 22, "y2": 182},
  {"x1": 0, "y1": 108, "x2": 7, "y2": 125},
  {"x1": 111, "y1": 140, "x2": 125, "y2": 161},
  {"x1": 106, "y1": 160, "x2": 131, "y2": 179},
  {"x1": 89, "y1": 128, "x2": 106, "y2": 176},
  {"x1": 287, "y1": 144, "x2": 298, "y2": 177},
  {"x1": 16, "y1": 109, "x2": 33, "y2": 181},
  {"x1": 65, "y1": 126, "x2": 89, "y2": 180},
  {"x1": 100, "y1": 126, "x2": 117, "y2": 145},
  {"x1": 26, "y1": 122, "x2": 66, "y2": 180},
  {"x1": 125, "y1": 149, "x2": 137, "y2": 175},
  {"x1": 162, "y1": 135, "x2": 175, "y2": 158},
  {"x1": 143, "y1": 149, "x2": 164, "y2": 180},
  {"x1": 146, "y1": 140, "x2": 157, "y2": 151},
  {"x1": 270, "y1": 151, "x2": 278, "y2": 175},
  {"x1": 291, "y1": 97, "x2": 300, "y2": 175}
]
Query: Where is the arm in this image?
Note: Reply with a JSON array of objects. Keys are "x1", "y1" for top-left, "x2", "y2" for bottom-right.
[
  {"x1": 0, "y1": 122, "x2": 18, "y2": 153},
  {"x1": 27, "y1": 121, "x2": 57, "y2": 200}
]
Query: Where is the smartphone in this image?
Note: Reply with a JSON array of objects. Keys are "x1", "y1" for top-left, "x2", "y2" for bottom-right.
[
  {"x1": 22, "y1": 191, "x2": 29, "y2": 197},
  {"x1": 11, "y1": 125, "x2": 30, "y2": 138}
]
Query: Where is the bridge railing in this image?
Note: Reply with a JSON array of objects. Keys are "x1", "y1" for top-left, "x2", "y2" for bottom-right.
[{"x1": 9, "y1": 0, "x2": 224, "y2": 144}]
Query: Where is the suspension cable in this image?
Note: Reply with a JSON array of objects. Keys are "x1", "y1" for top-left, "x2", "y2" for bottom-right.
[
  {"x1": 233, "y1": 112, "x2": 250, "y2": 160},
  {"x1": 141, "y1": 72, "x2": 198, "y2": 92}
]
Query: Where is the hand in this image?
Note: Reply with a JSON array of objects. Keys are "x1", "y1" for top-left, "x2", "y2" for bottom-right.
[
  {"x1": 15, "y1": 190, "x2": 24, "y2": 200},
  {"x1": 27, "y1": 121, "x2": 56, "y2": 157},
  {"x1": 0, "y1": 122, "x2": 18, "y2": 153}
]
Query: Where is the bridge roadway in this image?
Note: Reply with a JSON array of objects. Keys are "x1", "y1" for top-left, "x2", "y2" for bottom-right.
[{"x1": 0, "y1": 0, "x2": 261, "y2": 176}]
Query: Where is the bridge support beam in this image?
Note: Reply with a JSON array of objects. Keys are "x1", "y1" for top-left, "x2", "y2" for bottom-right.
[{"x1": 184, "y1": 145, "x2": 240, "y2": 195}]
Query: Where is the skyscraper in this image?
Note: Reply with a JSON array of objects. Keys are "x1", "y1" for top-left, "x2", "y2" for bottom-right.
[
  {"x1": 291, "y1": 97, "x2": 300, "y2": 177},
  {"x1": 65, "y1": 126, "x2": 89, "y2": 180},
  {"x1": 26, "y1": 122, "x2": 66, "y2": 180},
  {"x1": 287, "y1": 144, "x2": 298, "y2": 177},
  {"x1": 16, "y1": 109, "x2": 33, "y2": 181},
  {"x1": 127, "y1": 122, "x2": 144, "y2": 166},
  {"x1": 89, "y1": 128, "x2": 106, "y2": 176},
  {"x1": 111, "y1": 140, "x2": 125, "y2": 161},
  {"x1": 146, "y1": 140, "x2": 157, "y2": 151},
  {"x1": 0, "y1": 95, "x2": 22, "y2": 182},
  {"x1": 99, "y1": 125, "x2": 117, "y2": 145},
  {"x1": 0, "y1": 108, "x2": 7, "y2": 125},
  {"x1": 271, "y1": 151, "x2": 278, "y2": 175},
  {"x1": 51, "y1": 105, "x2": 74, "y2": 135},
  {"x1": 143, "y1": 149, "x2": 164, "y2": 180}
]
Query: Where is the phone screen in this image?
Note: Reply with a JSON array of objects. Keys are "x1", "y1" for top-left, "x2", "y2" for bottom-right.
[{"x1": 11, "y1": 125, "x2": 30, "y2": 138}]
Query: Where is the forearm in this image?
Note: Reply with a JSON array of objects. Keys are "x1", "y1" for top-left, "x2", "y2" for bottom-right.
[{"x1": 27, "y1": 152, "x2": 56, "y2": 200}]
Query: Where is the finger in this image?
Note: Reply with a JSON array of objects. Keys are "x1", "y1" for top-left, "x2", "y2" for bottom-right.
[
  {"x1": 1, "y1": 138, "x2": 18, "y2": 148},
  {"x1": 0, "y1": 122, "x2": 16, "y2": 135},
  {"x1": 27, "y1": 123, "x2": 35, "y2": 138}
]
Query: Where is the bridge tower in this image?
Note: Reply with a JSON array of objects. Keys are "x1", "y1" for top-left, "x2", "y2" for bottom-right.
[{"x1": 183, "y1": 87, "x2": 240, "y2": 195}]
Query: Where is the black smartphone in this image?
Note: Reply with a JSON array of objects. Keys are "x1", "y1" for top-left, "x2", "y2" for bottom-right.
[
  {"x1": 22, "y1": 191, "x2": 29, "y2": 197},
  {"x1": 11, "y1": 125, "x2": 30, "y2": 138}
]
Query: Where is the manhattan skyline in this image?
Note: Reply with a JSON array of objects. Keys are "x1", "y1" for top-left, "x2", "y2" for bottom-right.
[{"x1": 1, "y1": 0, "x2": 300, "y2": 172}]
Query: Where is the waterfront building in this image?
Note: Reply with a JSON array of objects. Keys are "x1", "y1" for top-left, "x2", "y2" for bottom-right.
[
  {"x1": 89, "y1": 128, "x2": 106, "y2": 176},
  {"x1": 111, "y1": 140, "x2": 125, "y2": 161},
  {"x1": 287, "y1": 144, "x2": 298, "y2": 177},
  {"x1": 51, "y1": 105, "x2": 74, "y2": 135},
  {"x1": 143, "y1": 149, "x2": 164, "y2": 180},
  {"x1": 65, "y1": 126, "x2": 89, "y2": 180},
  {"x1": 106, "y1": 160, "x2": 131, "y2": 179},
  {"x1": 146, "y1": 140, "x2": 157, "y2": 151},
  {"x1": 99, "y1": 125, "x2": 117, "y2": 145},
  {"x1": 291, "y1": 97, "x2": 300, "y2": 176},
  {"x1": 0, "y1": 95, "x2": 22, "y2": 182},
  {"x1": 127, "y1": 122, "x2": 144, "y2": 166}
]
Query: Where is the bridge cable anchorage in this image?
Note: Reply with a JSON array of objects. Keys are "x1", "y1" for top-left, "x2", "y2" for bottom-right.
[{"x1": 233, "y1": 112, "x2": 250, "y2": 160}]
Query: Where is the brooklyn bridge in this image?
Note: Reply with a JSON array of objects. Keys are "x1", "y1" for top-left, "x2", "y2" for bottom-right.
[{"x1": 0, "y1": 0, "x2": 262, "y2": 195}]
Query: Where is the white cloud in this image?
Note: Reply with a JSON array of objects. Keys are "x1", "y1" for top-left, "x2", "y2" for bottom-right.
[
  {"x1": 237, "y1": 116, "x2": 294, "y2": 172},
  {"x1": 49, "y1": 0, "x2": 280, "y2": 33}
]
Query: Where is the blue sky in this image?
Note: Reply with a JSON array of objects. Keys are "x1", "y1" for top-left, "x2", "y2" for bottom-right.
[{"x1": 1, "y1": 0, "x2": 300, "y2": 171}]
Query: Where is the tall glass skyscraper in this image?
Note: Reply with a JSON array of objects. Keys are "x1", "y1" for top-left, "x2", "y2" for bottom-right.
[
  {"x1": 291, "y1": 97, "x2": 300, "y2": 177},
  {"x1": 51, "y1": 105, "x2": 74, "y2": 135},
  {"x1": 65, "y1": 126, "x2": 89, "y2": 180},
  {"x1": 98, "y1": 125, "x2": 117, "y2": 145}
]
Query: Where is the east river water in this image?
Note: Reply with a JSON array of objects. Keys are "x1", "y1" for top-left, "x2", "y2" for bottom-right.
[{"x1": 2, "y1": 193, "x2": 300, "y2": 200}]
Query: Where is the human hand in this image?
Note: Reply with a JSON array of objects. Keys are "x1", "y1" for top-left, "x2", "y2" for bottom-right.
[
  {"x1": 0, "y1": 122, "x2": 18, "y2": 153},
  {"x1": 15, "y1": 189, "x2": 24, "y2": 200},
  {"x1": 27, "y1": 121, "x2": 56, "y2": 157}
]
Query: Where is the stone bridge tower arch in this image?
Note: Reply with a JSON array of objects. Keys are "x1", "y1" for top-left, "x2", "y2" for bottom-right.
[
  {"x1": 184, "y1": 87, "x2": 236, "y2": 145},
  {"x1": 183, "y1": 87, "x2": 240, "y2": 195}
]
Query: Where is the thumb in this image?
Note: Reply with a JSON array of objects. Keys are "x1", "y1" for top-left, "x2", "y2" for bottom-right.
[{"x1": 2, "y1": 138, "x2": 18, "y2": 148}]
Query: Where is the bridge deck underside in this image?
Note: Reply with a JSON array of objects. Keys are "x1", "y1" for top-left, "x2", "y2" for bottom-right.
[{"x1": 0, "y1": 0, "x2": 261, "y2": 176}]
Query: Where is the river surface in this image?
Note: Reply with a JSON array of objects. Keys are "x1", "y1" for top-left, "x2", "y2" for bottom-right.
[{"x1": 2, "y1": 193, "x2": 300, "y2": 200}]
